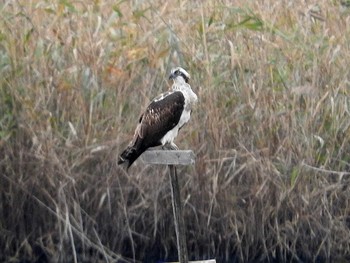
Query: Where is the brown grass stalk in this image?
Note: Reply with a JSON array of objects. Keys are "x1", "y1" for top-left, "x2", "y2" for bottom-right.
[{"x1": 1, "y1": 0, "x2": 350, "y2": 262}]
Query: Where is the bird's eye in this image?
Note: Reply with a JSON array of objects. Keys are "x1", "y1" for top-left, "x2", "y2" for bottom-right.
[{"x1": 175, "y1": 70, "x2": 179, "y2": 75}]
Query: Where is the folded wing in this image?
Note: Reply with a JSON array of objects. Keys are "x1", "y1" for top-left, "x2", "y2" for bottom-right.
[{"x1": 118, "y1": 91, "x2": 185, "y2": 169}]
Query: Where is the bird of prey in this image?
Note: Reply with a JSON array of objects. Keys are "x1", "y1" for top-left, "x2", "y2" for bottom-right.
[{"x1": 118, "y1": 67, "x2": 198, "y2": 169}]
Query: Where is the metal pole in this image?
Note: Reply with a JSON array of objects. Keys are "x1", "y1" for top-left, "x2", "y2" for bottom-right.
[{"x1": 168, "y1": 165, "x2": 188, "y2": 263}]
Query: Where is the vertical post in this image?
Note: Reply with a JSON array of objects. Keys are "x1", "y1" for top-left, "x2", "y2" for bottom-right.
[{"x1": 168, "y1": 165, "x2": 188, "y2": 263}]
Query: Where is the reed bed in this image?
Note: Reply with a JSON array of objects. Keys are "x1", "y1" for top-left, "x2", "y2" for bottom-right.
[{"x1": 1, "y1": 0, "x2": 350, "y2": 262}]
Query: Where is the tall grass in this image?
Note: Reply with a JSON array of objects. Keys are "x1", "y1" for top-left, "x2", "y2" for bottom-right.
[{"x1": 1, "y1": 0, "x2": 350, "y2": 262}]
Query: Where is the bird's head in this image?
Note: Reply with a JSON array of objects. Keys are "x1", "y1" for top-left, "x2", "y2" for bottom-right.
[{"x1": 169, "y1": 67, "x2": 190, "y2": 84}]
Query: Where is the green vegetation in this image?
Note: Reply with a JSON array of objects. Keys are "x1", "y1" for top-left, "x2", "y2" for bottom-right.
[{"x1": 1, "y1": 0, "x2": 350, "y2": 262}]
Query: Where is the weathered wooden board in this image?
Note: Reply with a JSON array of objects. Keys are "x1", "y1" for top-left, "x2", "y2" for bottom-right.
[{"x1": 141, "y1": 150, "x2": 195, "y2": 165}]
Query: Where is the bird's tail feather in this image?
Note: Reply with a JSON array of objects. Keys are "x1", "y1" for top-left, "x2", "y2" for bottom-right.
[{"x1": 118, "y1": 146, "x2": 142, "y2": 170}]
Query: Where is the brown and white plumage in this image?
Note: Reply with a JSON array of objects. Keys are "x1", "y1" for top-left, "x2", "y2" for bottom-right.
[{"x1": 118, "y1": 67, "x2": 198, "y2": 169}]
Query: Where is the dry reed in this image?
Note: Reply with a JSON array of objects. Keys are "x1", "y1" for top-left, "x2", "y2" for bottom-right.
[{"x1": 1, "y1": 0, "x2": 350, "y2": 262}]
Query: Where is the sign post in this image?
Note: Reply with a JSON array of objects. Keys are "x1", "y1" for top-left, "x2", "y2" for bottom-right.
[
  {"x1": 142, "y1": 150, "x2": 216, "y2": 263},
  {"x1": 142, "y1": 150, "x2": 194, "y2": 263}
]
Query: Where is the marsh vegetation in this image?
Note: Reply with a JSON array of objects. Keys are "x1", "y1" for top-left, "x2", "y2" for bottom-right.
[{"x1": 1, "y1": 0, "x2": 350, "y2": 262}]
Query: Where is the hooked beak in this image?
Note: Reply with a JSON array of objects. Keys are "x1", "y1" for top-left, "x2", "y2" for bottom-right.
[{"x1": 169, "y1": 73, "x2": 176, "y2": 80}]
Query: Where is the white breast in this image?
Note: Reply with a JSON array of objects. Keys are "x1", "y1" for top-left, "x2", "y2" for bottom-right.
[
  {"x1": 178, "y1": 108, "x2": 191, "y2": 128},
  {"x1": 160, "y1": 84, "x2": 197, "y2": 146},
  {"x1": 160, "y1": 109, "x2": 191, "y2": 146}
]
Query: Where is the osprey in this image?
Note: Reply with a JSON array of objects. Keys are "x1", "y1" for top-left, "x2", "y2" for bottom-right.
[{"x1": 118, "y1": 67, "x2": 198, "y2": 169}]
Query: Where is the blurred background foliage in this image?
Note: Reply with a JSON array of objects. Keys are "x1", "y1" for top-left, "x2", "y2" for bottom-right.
[{"x1": 1, "y1": 0, "x2": 350, "y2": 262}]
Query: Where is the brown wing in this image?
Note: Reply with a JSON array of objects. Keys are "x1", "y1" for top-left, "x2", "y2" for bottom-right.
[
  {"x1": 118, "y1": 91, "x2": 185, "y2": 169},
  {"x1": 136, "y1": 91, "x2": 185, "y2": 149}
]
